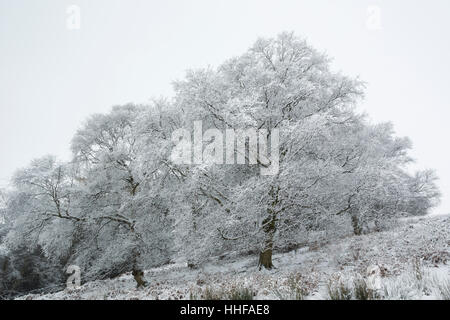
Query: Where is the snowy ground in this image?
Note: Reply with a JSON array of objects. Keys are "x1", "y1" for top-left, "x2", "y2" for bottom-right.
[{"x1": 19, "y1": 215, "x2": 450, "y2": 300}]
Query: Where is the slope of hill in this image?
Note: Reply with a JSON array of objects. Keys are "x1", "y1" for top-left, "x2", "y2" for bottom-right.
[{"x1": 19, "y1": 215, "x2": 450, "y2": 300}]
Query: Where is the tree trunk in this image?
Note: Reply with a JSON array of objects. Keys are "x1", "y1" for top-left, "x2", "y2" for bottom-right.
[
  {"x1": 131, "y1": 244, "x2": 147, "y2": 288},
  {"x1": 258, "y1": 186, "x2": 278, "y2": 270},
  {"x1": 132, "y1": 269, "x2": 148, "y2": 288},
  {"x1": 259, "y1": 217, "x2": 276, "y2": 269},
  {"x1": 259, "y1": 247, "x2": 274, "y2": 270},
  {"x1": 351, "y1": 213, "x2": 362, "y2": 235}
]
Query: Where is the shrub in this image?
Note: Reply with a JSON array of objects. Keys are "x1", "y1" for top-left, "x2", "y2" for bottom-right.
[
  {"x1": 203, "y1": 286, "x2": 226, "y2": 300},
  {"x1": 326, "y1": 275, "x2": 352, "y2": 300},
  {"x1": 353, "y1": 278, "x2": 379, "y2": 300},
  {"x1": 437, "y1": 280, "x2": 450, "y2": 300},
  {"x1": 412, "y1": 258, "x2": 424, "y2": 282},
  {"x1": 273, "y1": 273, "x2": 310, "y2": 300},
  {"x1": 287, "y1": 274, "x2": 309, "y2": 300},
  {"x1": 196, "y1": 284, "x2": 255, "y2": 300},
  {"x1": 227, "y1": 286, "x2": 255, "y2": 300}
]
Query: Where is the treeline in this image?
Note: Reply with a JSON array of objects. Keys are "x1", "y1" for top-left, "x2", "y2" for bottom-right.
[{"x1": 0, "y1": 33, "x2": 440, "y2": 297}]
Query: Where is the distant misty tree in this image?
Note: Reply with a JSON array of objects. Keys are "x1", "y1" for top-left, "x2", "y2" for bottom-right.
[
  {"x1": 0, "y1": 189, "x2": 7, "y2": 225},
  {"x1": 5, "y1": 156, "x2": 78, "y2": 255},
  {"x1": 0, "y1": 184, "x2": 66, "y2": 299},
  {"x1": 0, "y1": 244, "x2": 65, "y2": 299},
  {"x1": 404, "y1": 170, "x2": 440, "y2": 216}
]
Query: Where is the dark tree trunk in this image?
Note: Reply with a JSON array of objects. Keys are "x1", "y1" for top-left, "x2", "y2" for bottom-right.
[
  {"x1": 132, "y1": 269, "x2": 148, "y2": 288},
  {"x1": 131, "y1": 243, "x2": 147, "y2": 288},
  {"x1": 351, "y1": 213, "x2": 362, "y2": 235},
  {"x1": 258, "y1": 186, "x2": 279, "y2": 270},
  {"x1": 259, "y1": 248, "x2": 274, "y2": 270},
  {"x1": 259, "y1": 215, "x2": 276, "y2": 270}
]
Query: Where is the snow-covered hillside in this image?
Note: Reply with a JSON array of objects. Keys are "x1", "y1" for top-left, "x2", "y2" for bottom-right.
[{"x1": 19, "y1": 215, "x2": 450, "y2": 300}]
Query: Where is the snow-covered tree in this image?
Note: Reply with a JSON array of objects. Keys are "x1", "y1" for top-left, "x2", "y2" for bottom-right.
[
  {"x1": 68, "y1": 103, "x2": 178, "y2": 284},
  {"x1": 170, "y1": 32, "x2": 440, "y2": 269},
  {"x1": 4, "y1": 104, "x2": 181, "y2": 286}
]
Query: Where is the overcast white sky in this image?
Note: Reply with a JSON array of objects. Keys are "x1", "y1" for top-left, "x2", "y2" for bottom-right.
[{"x1": 1, "y1": 0, "x2": 449, "y2": 215}]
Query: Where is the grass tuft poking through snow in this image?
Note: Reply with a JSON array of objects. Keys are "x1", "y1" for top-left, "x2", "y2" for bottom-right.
[
  {"x1": 190, "y1": 284, "x2": 256, "y2": 300},
  {"x1": 326, "y1": 274, "x2": 352, "y2": 300}
]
